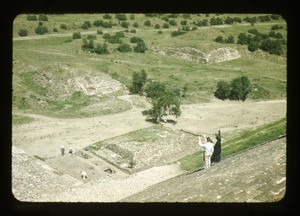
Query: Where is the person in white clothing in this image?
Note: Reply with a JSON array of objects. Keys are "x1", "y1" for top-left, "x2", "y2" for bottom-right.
[
  {"x1": 198, "y1": 134, "x2": 214, "y2": 169},
  {"x1": 81, "y1": 170, "x2": 88, "y2": 180}
]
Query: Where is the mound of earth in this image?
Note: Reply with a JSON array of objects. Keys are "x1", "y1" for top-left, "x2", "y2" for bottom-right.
[{"x1": 159, "y1": 47, "x2": 241, "y2": 64}]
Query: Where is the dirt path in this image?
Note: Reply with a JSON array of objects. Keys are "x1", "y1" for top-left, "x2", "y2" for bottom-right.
[{"x1": 12, "y1": 98, "x2": 286, "y2": 159}]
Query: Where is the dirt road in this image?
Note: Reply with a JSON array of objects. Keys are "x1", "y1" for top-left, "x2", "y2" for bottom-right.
[{"x1": 12, "y1": 98, "x2": 286, "y2": 159}]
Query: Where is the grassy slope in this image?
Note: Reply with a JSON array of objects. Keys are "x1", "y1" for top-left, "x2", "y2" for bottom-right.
[{"x1": 179, "y1": 118, "x2": 286, "y2": 171}]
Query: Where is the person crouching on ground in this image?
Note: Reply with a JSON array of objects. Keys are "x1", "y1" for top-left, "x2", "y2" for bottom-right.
[
  {"x1": 198, "y1": 134, "x2": 214, "y2": 169},
  {"x1": 81, "y1": 170, "x2": 88, "y2": 180}
]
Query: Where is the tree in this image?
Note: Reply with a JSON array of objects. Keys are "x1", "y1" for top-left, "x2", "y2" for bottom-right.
[
  {"x1": 117, "y1": 43, "x2": 132, "y2": 52},
  {"x1": 129, "y1": 70, "x2": 148, "y2": 95},
  {"x1": 214, "y1": 81, "x2": 231, "y2": 100},
  {"x1": 72, "y1": 32, "x2": 81, "y2": 39},
  {"x1": 60, "y1": 24, "x2": 67, "y2": 29},
  {"x1": 214, "y1": 35, "x2": 224, "y2": 43},
  {"x1": 145, "y1": 82, "x2": 181, "y2": 124},
  {"x1": 229, "y1": 76, "x2": 251, "y2": 101},
  {"x1": 38, "y1": 14, "x2": 48, "y2": 21},
  {"x1": 225, "y1": 35, "x2": 235, "y2": 43},
  {"x1": 144, "y1": 20, "x2": 151, "y2": 27},
  {"x1": 18, "y1": 29, "x2": 28, "y2": 37},
  {"x1": 35, "y1": 25, "x2": 48, "y2": 35},
  {"x1": 81, "y1": 21, "x2": 91, "y2": 29},
  {"x1": 248, "y1": 41, "x2": 260, "y2": 52},
  {"x1": 133, "y1": 42, "x2": 147, "y2": 53},
  {"x1": 260, "y1": 39, "x2": 283, "y2": 55}
]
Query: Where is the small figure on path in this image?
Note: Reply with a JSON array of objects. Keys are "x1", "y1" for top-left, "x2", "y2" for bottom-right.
[
  {"x1": 61, "y1": 146, "x2": 65, "y2": 156},
  {"x1": 81, "y1": 170, "x2": 88, "y2": 180},
  {"x1": 198, "y1": 134, "x2": 215, "y2": 169}
]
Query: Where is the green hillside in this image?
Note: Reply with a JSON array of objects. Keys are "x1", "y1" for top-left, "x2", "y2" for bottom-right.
[{"x1": 13, "y1": 13, "x2": 287, "y2": 118}]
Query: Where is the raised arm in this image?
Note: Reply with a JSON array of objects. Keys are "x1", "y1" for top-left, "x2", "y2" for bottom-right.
[{"x1": 198, "y1": 136, "x2": 204, "y2": 147}]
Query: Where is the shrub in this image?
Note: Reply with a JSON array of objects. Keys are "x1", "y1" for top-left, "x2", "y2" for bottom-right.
[
  {"x1": 53, "y1": 27, "x2": 58, "y2": 32},
  {"x1": 94, "y1": 43, "x2": 109, "y2": 54},
  {"x1": 214, "y1": 81, "x2": 231, "y2": 100},
  {"x1": 237, "y1": 33, "x2": 252, "y2": 45},
  {"x1": 117, "y1": 43, "x2": 132, "y2": 52},
  {"x1": 260, "y1": 39, "x2": 283, "y2": 55},
  {"x1": 225, "y1": 35, "x2": 234, "y2": 43},
  {"x1": 271, "y1": 24, "x2": 284, "y2": 30},
  {"x1": 81, "y1": 21, "x2": 91, "y2": 29},
  {"x1": 129, "y1": 69, "x2": 148, "y2": 95},
  {"x1": 224, "y1": 17, "x2": 234, "y2": 24},
  {"x1": 120, "y1": 21, "x2": 129, "y2": 28},
  {"x1": 214, "y1": 35, "x2": 224, "y2": 43},
  {"x1": 130, "y1": 29, "x2": 137, "y2": 33},
  {"x1": 154, "y1": 24, "x2": 160, "y2": 29},
  {"x1": 38, "y1": 14, "x2": 48, "y2": 21},
  {"x1": 72, "y1": 32, "x2": 81, "y2": 39},
  {"x1": 34, "y1": 25, "x2": 48, "y2": 35},
  {"x1": 248, "y1": 28, "x2": 260, "y2": 35},
  {"x1": 191, "y1": 26, "x2": 198, "y2": 31},
  {"x1": 144, "y1": 20, "x2": 151, "y2": 26},
  {"x1": 268, "y1": 31, "x2": 283, "y2": 39},
  {"x1": 233, "y1": 17, "x2": 242, "y2": 23},
  {"x1": 258, "y1": 15, "x2": 271, "y2": 22},
  {"x1": 210, "y1": 17, "x2": 223, "y2": 25},
  {"x1": 97, "y1": 29, "x2": 103, "y2": 35},
  {"x1": 130, "y1": 14, "x2": 135, "y2": 20},
  {"x1": 103, "y1": 14, "x2": 112, "y2": 19},
  {"x1": 180, "y1": 20, "x2": 187, "y2": 25},
  {"x1": 214, "y1": 76, "x2": 252, "y2": 101},
  {"x1": 270, "y1": 14, "x2": 281, "y2": 20},
  {"x1": 27, "y1": 14, "x2": 37, "y2": 21},
  {"x1": 115, "y1": 13, "x2": 127, "y2": 21},
  {"x1": 229, "y1": 76, "x2": 251, "y2": 101},
  {"x1": 115, "y1": 31, "x2": 125, "y2": 38},
  {"x1": 130, "y1": 36, "x2": 144, "y2": 43},
  {"x1": 243, "y1": 17, "x2": 257, "y2": 25},
  {"x1": 168, "y1": 19, "x2": 177, "y2": 26},
  {"x1": 81, "y1": 39, "x2": 94, "y2": 51},
  {"x1": 60, "y1": 24, "x2": 67, "y2": 29},
  {"x1": 133, "y1": 42, "x2": 147, "y2": 53},
  {"x1": 133, "y1": 22, "x2": 139, "y2": 28},
  {"x1": 248, "y1": 41, "x2": 260, "y2": 52},
  {"x1": 93, "y1": 20, "x2": 103, "y2": 27},
  {"x1": 162, "y1": 22, "x2": 170, "y2": 28},
  {"x1": 87, "y1": 34, "x2": 96, "y2": 40},
  {"x1": 102, "y1": 21, "x2": 112, "y2": 28},
  {"x1": 18, "y1": 29, "x2": 28, "y2": 37}
]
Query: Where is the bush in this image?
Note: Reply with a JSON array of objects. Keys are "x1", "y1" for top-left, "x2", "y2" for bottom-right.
[
  {"x1": 270, "y1": 14, "x2": 281, "y2": 20},
  {"x1": 103, "y1": 14, "x2": 112, "y2": 19},
  {"x1": 258, "y1": 15, "x2": 271, "y2": 22},
  {"x1": 18, "y1": 29, "x2": 28, "y2": 37},
  {"x1": 81, "y1": 21, "x2": 91, "y2": 29},
  {"x1": 214, "y1": 81, "x2": 231, "y2": 100},
  {"x1": 27, "y1": 14, "x2": 37, "y2": 21},
  {"x1": 38, "y1": 14, "x2": 48, "y2": 21},
  {"x1": 168, "y1": 19, "x2": 177, "y2": 26},
  {"x1": 260, "y1": 39, "x2": 283, "y2": 55},
  {"x1": 87, "y1": 34, "x2": 96, "y2": 40},
  {"x1": 225, "y1": 35, "x2": 234, "y2": 43},
  {"x1": 224, "y1": 17, "x2": 234, "y2": 24},
  {"x1": 191, "y1": 26, "x2": 198, "y2": 31},
  {"x1": 120, "y1": 21, "x2": 129, "y2": 28},
  {"x1": 181, "y1": 20, "x2": 187, "y2": 25},
  {"x1": 93, "y1": 20, "x2": 103, "y2": 27},
  {"x1": 154, "y1": 24, "x2": 160, "y2": 29},
  {"x1": 94, "y1": 43, "x2": 109, "y2": 54},
  {"x1": 214, "y1": 35, "x2": 224, "y2": 43},
  {"x1": 144, "y1": 20, "x2": 151, "y2": 27},
  {"x1": 115, "y1": 13, "x2": 127, "y2": 21},
  {"x1": 34, "y1": 25, "x2": 48, "y2": 35},
  {"x1": 214, "y1": 76, "x2": 252, "y2": 101},
  {"x1": 162, "y1": 23, "x2": 170, "y2": 28},
  {"x1": 243, "y1": 17, "x2": 257, "y2": 25},
  {"x1": 117, "y1": 43, "x2": 132, "y2": 52},
  {"x1": 129, "y1": 70, "x2": 148, "y2": 95},
  {"x1": 115, "y1": 31, "x2": 125, "y2": 38},
  {"x1": 237, "y1": 33, "x2": 252, "y2": 45},
  {"x1": 210, "y1": 17, "x2": 223, "y2": 25},
  {"x1": 53, "y1": 27, "x2": 58, "y2": 32},
  {"x1": 81, "y1": 39, "x2": 94, "y2": 51},
  {"x1": 233, "y1": 17, "x2": 242, "y2": 23},
  {"x1": 229, "y1": 76, "x2": 251, "y2": 101},
  {"x1": 268, "y1": 31, "x2": 283, "y2": 39},
  {"x1": 102, "y1": 21, "x2": 112, "y2": 28},
  {"x1": 130, "y1": 14, "x2": 135, "y2": 20},
  {"x1": 72, "y1": 32, "x2": 81, "y2": 39},
  {"x1": 271, "y1": 24, "x2": 283, "y2": 30},
  {"x1": 248, "y1": 41, "x2": 260, "y2": 52},
  {"x1": 60, "y1": 24, "x2": 67, "y2": 29},
  {"x1": 97, "y1": 29, "x2": 103, "y2": 35},
  {"x1": 133, "y1": 22, "x2": 139, "y2": 28},
  {"x1": 133, "y1": 42, "x2": 147, "y2": 53},
  {"x1": 130, "y1": 36, "x2": 144, "y2": 43}
]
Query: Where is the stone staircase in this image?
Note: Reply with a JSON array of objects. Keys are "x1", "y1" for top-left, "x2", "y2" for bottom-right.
[{"x1": 122, "y1": 137, "x2": 286, "y2": 202}]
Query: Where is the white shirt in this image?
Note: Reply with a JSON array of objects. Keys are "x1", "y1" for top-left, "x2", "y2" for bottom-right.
[{"x1": 199, "y1": 140, "x2": 214, "y2": 154}]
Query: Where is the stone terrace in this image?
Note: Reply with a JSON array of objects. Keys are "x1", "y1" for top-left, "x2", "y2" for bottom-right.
[{"x1": 123, "y1": 137, "x2": 286, "y2": 202}]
